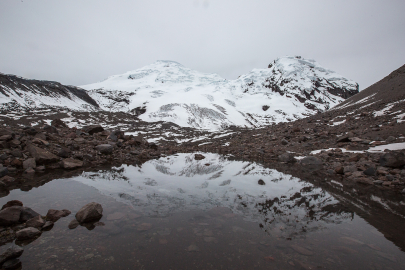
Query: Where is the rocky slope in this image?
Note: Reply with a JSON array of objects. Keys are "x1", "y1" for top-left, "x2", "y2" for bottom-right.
[
  {"x1": 0, "y1": 73, "x2": 99, "y2": 114},
  {"x1": 81, "y1": 56, "x2": 358, "y2": 130}
]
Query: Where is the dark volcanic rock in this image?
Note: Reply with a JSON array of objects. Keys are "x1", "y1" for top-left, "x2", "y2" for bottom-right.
[
  {"x1": 363, "y1": 167, "x2": 377, "y2": 176},
  {"x1": 194, "y1": 154, "x2": 205, "y2": 160},
  {"x1": 75, "y1": 202, "x2": 103, "y2": 223}
]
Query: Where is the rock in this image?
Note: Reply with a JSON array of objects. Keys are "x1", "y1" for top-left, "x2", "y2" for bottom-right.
[
  {"x1": 42, "y1": 125, "x2": 58, "y2": 134},
  {"x1": 344, "y1": 165, "x2": 357, "y2": 173},
  {"x1": 57, "y1": 147, "x2": 71, "y2": 158},
  {"x1": 258, "y1": 179, "x2": 266, "y2": 185},
  {"x1": 51, "y1": 119, "x2": 67, "y2": 128},
  {"x1": 95, "y1": 144, "x2": 113, "y2": 155},
  {"x1": 300, "y1": 156, "x2": 323, "y2": 166},
  {"x1": 25, "y1": 215, "x2": 45, "y2": 229},
  {"x1": 386, "y1": 136, "x2": 396, "y2": 143},
  {"x1": 75, "y1": 202, "x2": 103, "y2": 223},
  {"x1": 363, "y1": 167, "x2": 376, "y2": 176},
  {"x1": 281, "y1": 139, "x2": 289, "y2": 145},
  {"x1": 0, "y1": 167, "x2": 8, "y2": 178},
  {"x1": 23, "y1": 158, "x2": 36, "y2": 170},
  {"x1": 25, "y1": 168, "x2": 35, "y2": 174},
  {"x1": 10, "y1": 159, "x2": 22, "y2": 168},
  {"x1": 108, "y1": 130, "x2": 124, "y2": 142},
  {"x1": 2, "y1": 258, "x2": 21, "y2": 270},
  {"x1": 278, "y1": 153, "x2": 296, "y2": 163},
  {"x1": 15, "y1": 227, "x2": 41, "y2": 240},
  {"x1": 9, "y1": 140, "x2": 21, "y2": 147},
  {"x1": 337, "y1": 136, "x2": 351, "y2": 143},
  {"x1": 194, "y1": 154, "x2": 205, "y2": 160},
  {"x1": 0, "y1": 206, "x2": 22, "y2": 226},
  {"x1": 379, "y1": 152, "x2": 405, "y2": 168},
  {"x1": 68, "y1": 219, "x2": 80, "y2": 229},
  {"x1": 61, "y1": 158, "x2": 83, "y2": 169},
  {"x1": 0, "y1": 176, "x2": 15, "y2": 185},
  {"x1": 82, "y1": 125, "x2": 104, "y2": 135},
  {"x1": 46, "y1": 209, "x2": 71, "y2": 222},
  {"x1": 0, "y1": 246, "x2": 23, "y2": 266},
  {"x1": 42, "y1": 221, "x2": 54, "y2": 231},
  {"x1": 10, "y1": 150, "x2": 22, "y2": 158},
  {"x1": 27, "y1": 144, "x2": 59, "y2": 165},
  {"x1": 334, "y1": 166, "x2": 344, "y2": 174},
  {"x1": 20, "y1": 207, "x2": 40, "y2": 222},
  {"x1": 0, "y1": 135, "x2": 13, "y2": 141},
  {"x1": 23, "y1": 127, "x2": 38, "y2": 136},
  {"x1": 1, "y1": 200, "x2": 23, "y2": 210}
]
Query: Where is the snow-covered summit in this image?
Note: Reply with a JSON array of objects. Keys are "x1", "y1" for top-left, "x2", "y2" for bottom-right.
[{"x1": 81, "y1": 56, "x2": 358, "y2": 130}]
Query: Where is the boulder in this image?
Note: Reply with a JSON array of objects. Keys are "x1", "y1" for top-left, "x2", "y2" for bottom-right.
[
  {"x1": 46, "y1": 209, "x2": 71, "y2": 222},
  {"x1": 95, "y1": 144, "x2": 113, "y2": 155},
  {"x1": 19, "y1": 207, "x2": 40, "y2": 222},
  {"x1": 0, "y1": 206, "x2": 22, "y2": 226},
  {"x1": 61, "y1": 158, "x2": 83, "y2": 169},
  {"x1": 27, "y1": 144, "x2": 59, "y2": 165},
  {"x1": 57, "y1": 147, "x2": 71, "y2": 158},
  {"x1": 363, "y1": 167, "x2": 377, "y2": 176},
  {"x1": 0, "y1": 246, "x2": 23, "y2": 266},
  {"x1": 23, "y1": 158, "x2": 36, "y2": 170},
  {"x1": 379, "y1": 152, "x2": 405, "y2": 168},
  {"x1": 68, "y1": 219, "x2": 80, "y2": 229},
  {"x1": 42, "y1": 125, "x2": 58, "y2": 134},
  {"x1": 82, "y1": 125, "x2": 104, "y2": 135},
  {"x1": 15, "y1": 227, "x2": 41, "y2": 240},
  {"x1": 278, "y1": 153, "x2": 296, "y2": 163},
  {"x1": 1, "y1": 200, "x2": 23, "y2": 210},
  {"x1": 51, "y1": 119, "x2": 67, "y2": 128},
  {"x1": 25, "y1": 215, "x2": 45, "y2": 229},
  {"x1": 75, "y1": 202, "x2": 103, "y2": 223}
]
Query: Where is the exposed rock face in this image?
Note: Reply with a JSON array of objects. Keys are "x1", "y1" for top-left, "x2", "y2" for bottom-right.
[
  {"x1": 75, "y1": 202, "x2": 103, "y2": 223},
  {"x1": 27, "y1": 144, "x2": 59, "y2": 165}
]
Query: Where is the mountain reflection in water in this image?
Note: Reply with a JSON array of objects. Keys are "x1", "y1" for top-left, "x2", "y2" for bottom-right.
[{"x1": 73, "y1": 153, "x2": 353, "y2": 238}]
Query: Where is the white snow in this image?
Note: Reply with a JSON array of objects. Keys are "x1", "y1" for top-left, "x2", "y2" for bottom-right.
[{"x1": 81, "y1": 57, "x2": 357, "y2": 131}]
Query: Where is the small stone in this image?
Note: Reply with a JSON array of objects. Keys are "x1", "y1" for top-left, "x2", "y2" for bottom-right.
[
  {"x1": 194, "y1": 154, "x2": 205, "y2": 160},
  {"x1": 0, "y1": 246, "x2": 24, "y2": 265},
  {"x1": 258, "y1": 179, "x2": 265, "y2": 185},
  {"x1": 25, "y1": 215, "x2": 45, "y2": 229},
  {"x1": 61, "y1": 158, "x2": 83, "y2": 169},
  {"x1": 75, "y1": 202, "x2": 103, "y2": 223},
  {"x1": 95, "y1": 144, "x2": 113, "y2": 155},
  {"x1": 23, "y1": 158, "x2": 36, "y2": 170},
  {"x1": 68, "y1": 219, "x2": 80, "y2": 229}
]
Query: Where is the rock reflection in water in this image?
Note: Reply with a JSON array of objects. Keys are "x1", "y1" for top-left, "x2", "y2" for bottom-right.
[{"x1": 74, "y1": 153, "x2": 353, "y2": 238}]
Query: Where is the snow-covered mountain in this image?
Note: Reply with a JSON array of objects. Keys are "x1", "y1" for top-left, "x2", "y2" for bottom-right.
[
  {"x1": 81, "y1": 56, "x2": 358, "y2": 130},
  {"x1": 0, "y1": 73, "x2": 99, "y2": 113}
]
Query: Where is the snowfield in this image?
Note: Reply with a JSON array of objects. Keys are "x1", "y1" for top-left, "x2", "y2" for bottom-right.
[{"x1": 81, "y1": 56, "x2": 358, "y2": 130}]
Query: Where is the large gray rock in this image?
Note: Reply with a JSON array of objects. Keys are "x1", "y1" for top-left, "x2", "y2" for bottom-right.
[
  {"x1": 75, "y1": 202, "x2": 103, "y2": 223},
  {"x1": 61, "y1": 158, "x2": 83, "y2": 169},
  {"x1": 379, "y1": 152, "x2": 405, "y2": 168},
  {"x1": 16, "y1": 227, "x2": 41, "y2": 240},
  {"x1": 0, "y1": 246, "x2": 23, "y2": 266},
  {"x1": 27, "y1": 144, "x2": 59, "y2": 165},
  {"x1": 95, "y1": 144, "x2": 113, "y2": 155},
  {"x1": 25, "y1": 215, "x2": 45, "y2": 229},
  {"x1": 82, "y1": 125, "x2": 104, "y2": 135},
  {"x1": 0, "y1": 206, "x2": 22, "y2": 226},
  {"x1": 23, "y1": 158, "x2": 36, "y2": 170}
]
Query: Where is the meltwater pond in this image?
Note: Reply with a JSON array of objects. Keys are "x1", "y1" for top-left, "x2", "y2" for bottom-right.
[{"x1": 1, "y1": 153, "x2": 405, "y2": 269}]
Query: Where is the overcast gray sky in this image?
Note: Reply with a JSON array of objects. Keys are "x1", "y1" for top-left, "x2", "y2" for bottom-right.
[{"x1": 1, "y1": 0, "x2": 404, "y2": 90}]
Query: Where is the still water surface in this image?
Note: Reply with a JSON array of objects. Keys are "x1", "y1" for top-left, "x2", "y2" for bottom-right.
[{"x1": 0, "y1": 153, "x2": 404, "y2": 269}]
